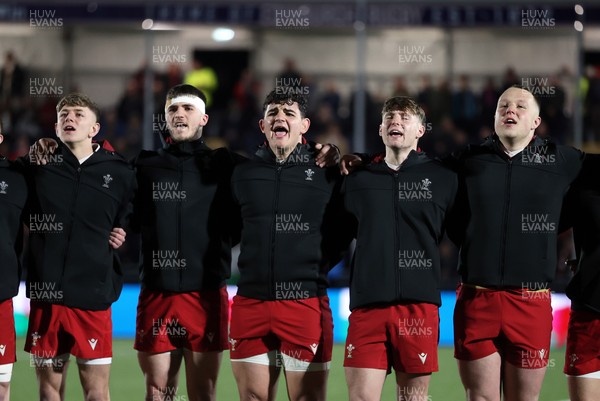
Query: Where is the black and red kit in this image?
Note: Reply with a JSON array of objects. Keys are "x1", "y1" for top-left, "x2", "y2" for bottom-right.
[
  {"x1": 450, "y1": 135, "x2": 583, "y2": 287},
  {"x1": 25, "y1": 142, "x2": 136, "y2": 310},
  {"x1": 231, "y1": 142, "x2": 349, "y2": 300},
  {"x1": 342, "y1": 151, "x2": 458, "y2": 310},
  {"x1": 131, "y1": 139, "x2": 242, "y2": 292}
]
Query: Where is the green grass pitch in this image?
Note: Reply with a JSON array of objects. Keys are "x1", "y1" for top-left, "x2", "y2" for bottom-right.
[{"x1": 11, "y1": 338, "x2": 569, "y2": 400}]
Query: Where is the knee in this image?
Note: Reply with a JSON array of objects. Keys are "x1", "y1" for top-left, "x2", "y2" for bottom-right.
[
  {"x1": 84, "y1": 387, "x2": 110, "y2": 401},
  {"x1": 0, "y1": 382, "x2": 9, "y2": 401}
]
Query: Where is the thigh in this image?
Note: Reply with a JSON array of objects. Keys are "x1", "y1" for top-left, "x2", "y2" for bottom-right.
[
  {"x1": 78, "y1": 363, "x2": 111, "y2": 401},
  {"x1": 284, "y1": 369, "x2": 328, "y2": 401},
  {"x1": 457, "y1": 353, "x2": 502, "y2": 401},
  {"x1": 345, "y1": 367, "x2": 386, "y2": 401},
  {"x1": 502, "y1": 361, "x2": 547, "y2": 401},
  {"x1": 138, "y1": 350, "x2": 184, "y2": 390},
  {"x1": 396, "y1": 372, "x2": 432, "y2": 401},
  {"x1": 568, "y1": 375, "x2": 600, "y2": 401},
  {"x1": 182, "y1": 349, "x2": 222, "y2": 401},
  {"x1": 231, "y1": 359, "x2": 281, "y2": 401}
]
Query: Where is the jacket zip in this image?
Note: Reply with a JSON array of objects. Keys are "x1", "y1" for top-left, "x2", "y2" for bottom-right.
[
  {"x1": 269, "y1": 163, "x2": 283, "y2": 299},
  {"x1": 60, "y1": 164, "x2": 82, "y2": 287},
  {"x1": 177, "y1": 159, "x2": 184, "y2": 290},
  {"x1": 499, "y1": 158, "x2": 513, "y2": 287},
  {"x1": 393, "y1": 171, "x2": 402, "y2": 300}
]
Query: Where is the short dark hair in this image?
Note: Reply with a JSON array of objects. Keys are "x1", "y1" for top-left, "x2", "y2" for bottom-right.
[
  {"x1": 166, "y1": 84, "x2": 207, "y2": 105},
  {"x1": 262, "y1": 88, "x2": 308, "y2": 118},
  {"x1": 508, "y1": 84, "x2": 541, "y2": 111},
  {"x1": 56, "y1": 93, "x2": 100, "y2": 121},
  {"x1": 381, "y1": 96, "x2": 426, "y2": 125}
]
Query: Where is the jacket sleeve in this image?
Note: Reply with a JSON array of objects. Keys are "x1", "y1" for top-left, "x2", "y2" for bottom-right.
[
  {"x1": 114, "y1": 166, "x2": 137, "y2": 231},
  {"x1": 321, "y1": 173, "x2": 356, "y2": 270},
  {"x1": 441, "y1": 149, "x2": 469, "y2": 247}
]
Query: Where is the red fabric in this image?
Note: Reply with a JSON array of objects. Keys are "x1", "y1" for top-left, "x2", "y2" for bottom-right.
[
  {"x1": 0, "y1": 299, "x2": 16, "y2": 365},
  {"x1": 25, "y1": 301, "x2": 112, "y2": 359},
  {"x1": 564, "y1": 309, "x2": 600, "y2": 376},
  {"x1": 134, "y1": 287, "x2": 229, "y2": 353},
  {"x1": 93, "y1": 139, "x2": 115, "y2": 152},
  {"x1": 344, "y1": 302, "x2": 439, "y2": 374},
  {"x1": 229, "y1": 295, "x2": 333, "y2": 363},
  {"x1": 454, "y1": 284, "x2": 552, "y2": 368}
]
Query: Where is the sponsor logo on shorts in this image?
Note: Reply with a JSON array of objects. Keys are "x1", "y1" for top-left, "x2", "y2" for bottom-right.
[
  {"x1": 88, "y1": 338, "x2": 98, "y2": 350},
  {"x1": 569, "y1": 353, "x2": 578, "y2": 368},
  {"x1": 0, "y1": 181, "x2": 7, "y2": 194},
  {"x1": 206, "y1": 332, "x2": 214, "y2": 343},
  {"x1": 309, "y1": 343, "x2": 318, "y2": 355},
  {"x1": 31, "y1": 332, "x2": 41, "y2": 347},
  {"x1": 346, "y1": 344, "x2": 355, "y2": 359},
  {"x1": 0, "y1": 344, "x2": 5, "y2": 356},
  {"x1": 418, "y1": 352, "x2": 427, "y2": 364}
]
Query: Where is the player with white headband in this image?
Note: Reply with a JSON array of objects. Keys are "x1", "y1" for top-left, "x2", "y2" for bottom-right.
[{"x1": 132, "y1": 84, "x2": 341, "y2": 401}]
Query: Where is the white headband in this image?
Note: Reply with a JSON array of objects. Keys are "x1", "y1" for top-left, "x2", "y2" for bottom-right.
[{"x1": 165, "y1": 95, "x2": 206, "y2": 114}]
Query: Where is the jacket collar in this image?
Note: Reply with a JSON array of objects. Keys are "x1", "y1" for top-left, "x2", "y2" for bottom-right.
[
  {"x1": 370, "y1": 149, "x2": 427, "y2": 171},
  {"x1": 254, "y1": 141, "x2": 313, "y2": 164},
  {"x1": 486, "y1": 133, "x2": 546, "y2": 156},
  {"x1": 165, "y1": 138, "x2": 210, "y2": 155}
]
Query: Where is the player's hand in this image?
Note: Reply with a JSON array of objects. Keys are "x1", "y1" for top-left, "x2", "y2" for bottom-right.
[
  {"x1": 109, "y1": 227, "x2": 127, "y2": 249},
  {"x1": 315, "y1": 143, "x2": 340, "y2": 168},
  {"x1": 565, "y1": 259, "x2": 578, "y2": 274},
  {"x1": 340, "y1": 154, "x2": 363, "y2": 175},
  {"x1": 29, "y1": 138, "x2": 58, "y2": 165}
]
